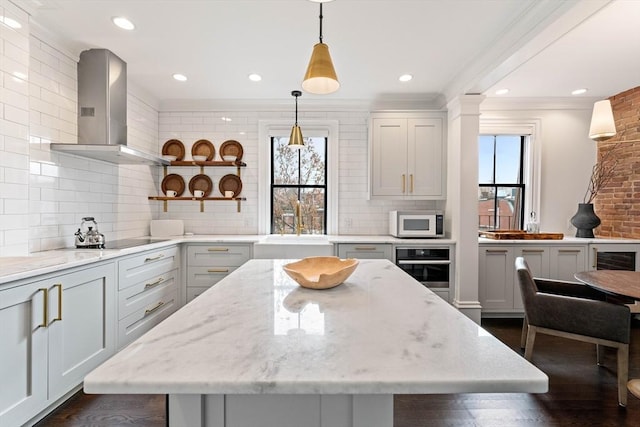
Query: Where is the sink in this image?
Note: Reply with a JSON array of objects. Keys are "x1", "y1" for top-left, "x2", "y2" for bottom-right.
[
  {"x1": 260, "y1": 234, "x2": 330, "y2": 244},
  {"x1": 254, "y1": 235, "x2": 333, "y2": 259}
]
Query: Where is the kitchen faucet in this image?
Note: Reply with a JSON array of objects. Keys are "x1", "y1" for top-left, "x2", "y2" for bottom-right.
[{"x1": 295, "y1": 200, "x2": 303, "y2": 236}]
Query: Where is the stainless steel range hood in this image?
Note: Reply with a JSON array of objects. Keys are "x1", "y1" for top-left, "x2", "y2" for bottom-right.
[{"x1": 51, "y1": 49, "x2": 167, "y2": 165}]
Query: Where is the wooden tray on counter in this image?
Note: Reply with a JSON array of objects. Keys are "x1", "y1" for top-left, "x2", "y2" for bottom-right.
[{"x1": 479, "y1": 230, "x2": 564, "y2": 240}]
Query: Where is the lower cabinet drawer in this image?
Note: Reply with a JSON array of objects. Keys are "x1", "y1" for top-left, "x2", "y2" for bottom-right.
[
  {"x1": 118, "y1": 271, "x2": 178, "y2": 320},
  {"x1": 117, "y1": 286, "x2": 179, "y2": 349},
  {"x1": 187, "y1": 266, "x2": 239, "y2": 287},
  {"x1": 187, "y1": 244, "x2": 251, "y2": 267},
  {"x1": 118, "y1": 246, "x2": 180, "y2": 290}
]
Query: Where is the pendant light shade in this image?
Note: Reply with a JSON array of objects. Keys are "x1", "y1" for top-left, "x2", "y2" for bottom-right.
[
  {"x1": 302, "y1": 2, "x2": 339, "y2": 94},
  {"x1": 589, "y1": 100, "x2": 616, "y2": 141},
  {"x1": 289, "y1": 90, "x2": 304, "y2": 148}
]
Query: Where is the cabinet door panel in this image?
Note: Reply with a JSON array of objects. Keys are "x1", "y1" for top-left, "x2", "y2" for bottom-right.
[
  {"x1": 479, "y1": 248, "x2": 514, "y2": 310},
  {"x1": 48, "y1": 263, "x2": 115, "y2": 398},
  {"x1": 371, "y1": 118, "x2": 408, "y2": 196},
  {"x1": 550, "y1": 247, "x2": 587, "y2": 281},
  {"x1": 408, "y1": 118, "x2": 444, "y2": 197},
  {"x1": 514, "y1": 247, "x2": 549, "y2": 310},
  {"x1": 0, "y1": 285, "x2": 48, "y2": 427}
]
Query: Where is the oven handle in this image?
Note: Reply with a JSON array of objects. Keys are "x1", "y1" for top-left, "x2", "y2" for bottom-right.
[{"x1": 397, "y1": 260, "x2": 451, "y2": 265}]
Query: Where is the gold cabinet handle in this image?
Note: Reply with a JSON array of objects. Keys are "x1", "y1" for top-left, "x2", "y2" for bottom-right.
[
  {"x1": 558, "y1": 249, "x2": 580, "y2": 254},
  {"x1": 144, "y1": 277, "x2": 165, "y2": 289},
  {"x1": 410, "y1": 174, "x2": 414, "y2": 193},
  {"x1": 208, "y1": 247, "x2": 229, "y2": 252},
  {"x1": 354, "y1": 246, "x2": 376, "y2": 251},
  {"x1": 522, "y1": 249, "x2": 544, "y2": 253},
  {"x1": 53, "y1": 284, "x2": 62, "y2": 322},
  {"x1": 144, "y1": 253, "x2": 165, "y2": 262},
  {"x1": 402, "y1": 174, "x2": 406, "y2": 193},
  {"x1": 486, "y1": 249, "x2": 508, "y2": 253},
  {"x1": 144, "y1": 301, "x2": 165, "y2": 316},
  {"x1": 38, "y1": 288, "x2": 49, "y2": 328},
  {"x1": 592, "y1": 247, "x2": 597, "y2": 268},
  {"x1": 208, "y1": 268, "x2": 229, "y2": 273}
]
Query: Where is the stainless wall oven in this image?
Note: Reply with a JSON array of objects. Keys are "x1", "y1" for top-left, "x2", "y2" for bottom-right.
[{"x1": 395, "y1": 246, "x2": 452, "y2": 301}]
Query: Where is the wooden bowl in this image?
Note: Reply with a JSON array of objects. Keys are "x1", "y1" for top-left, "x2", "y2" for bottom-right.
[{"x1": 283, "y1": 256, "x2": 359, "y2": 290}]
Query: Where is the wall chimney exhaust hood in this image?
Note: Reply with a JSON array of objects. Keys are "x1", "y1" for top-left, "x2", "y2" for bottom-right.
[{"x1": 51, "y1": 49, "x2": 168, "y2": 165}]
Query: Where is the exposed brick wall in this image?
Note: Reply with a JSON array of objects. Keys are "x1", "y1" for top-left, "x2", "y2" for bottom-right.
[{"x1": 594, "y1": 86, "x2": 640, "y2": 238}]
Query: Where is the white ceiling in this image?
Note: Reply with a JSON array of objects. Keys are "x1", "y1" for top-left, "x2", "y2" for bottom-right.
[{"x1": 11, "y1": 0, "x2": 640, "y2": 107}]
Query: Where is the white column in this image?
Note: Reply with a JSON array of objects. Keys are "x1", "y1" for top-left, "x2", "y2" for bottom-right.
[{"x1": 446, "y1": 95, "x2": 485, "y2": 323}]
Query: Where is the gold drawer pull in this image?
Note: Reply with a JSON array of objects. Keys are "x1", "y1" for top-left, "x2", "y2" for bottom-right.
[
  {"x1": 410, "y1": 174, "x2": 414, "y2": 193},
  {"x1": 53, "y1": 284, "x2": 63, "y2": 322},
  {"x1": 144, "y1": 301, "x2": 165, "y2": 316},
  {"x1": 144, "y1": 253, "x2": 165, "y2": 262},
  {"x1": 39, "y1": 288, "x2": 49, "y2": 328},
  {"x1": 558, "y1": 249, "x2": 580, "y2": 253},
  {"x1": 208, "y1": 268, "x2": 229, "y2": 273},
  {"x1": 522, "y1": 249, "x2": 544, "y2": 253},
  {"x1": 485, "y1": 249, "x2": 508, "y2": 253},
  {"x1": 402, "y1": 174, "x2": 406, "y2": 193},
  {"x1": 208, "y1": 248, "x2": 229, "y2": 252},
  {"x1": 354, "y1": 246, "x2": 376, "y2": 251},
  {"x1": 144, "y1": 277, "x2": 165, "y2": 289}
]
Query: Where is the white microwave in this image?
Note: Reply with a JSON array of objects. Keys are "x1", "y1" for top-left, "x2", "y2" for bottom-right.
[{"x1": 389, "y1": 210, "x2": 445, "y2": 238}]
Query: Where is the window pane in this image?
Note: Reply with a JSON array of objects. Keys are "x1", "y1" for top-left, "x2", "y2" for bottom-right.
[
  {"x1": 478, "y1": 186, "x2": 523, "y2": 230},
  {"x1": 272, "y1": 187, "x2": 326, "y2": 235},
  {"x1": 273, "y1": 137, "x2": 300, "y2": 185},
  {"x1": 300, "y1": 188, "x2": 326, "y2": 234},
  {"x1": 300, "y1": 137, "x2": 326, "y2": 185},
  {"x1": 272, "y1": 187, "x2": 299, "y2": 234},
  {"x1": 478, "y1": 135, "x2": 495, "y2": 183},
  {"x1": 494, "y1": 135, "x2": 521, "y2": 183}
]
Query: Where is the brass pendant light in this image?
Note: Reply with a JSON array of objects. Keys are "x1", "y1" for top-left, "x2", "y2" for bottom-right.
[
  {"x1": 289, "y1": 90, "x2": 304, "y2": 148},
  {"x1": 302, "y1": 1, "x2": 339, "y2": 94}
]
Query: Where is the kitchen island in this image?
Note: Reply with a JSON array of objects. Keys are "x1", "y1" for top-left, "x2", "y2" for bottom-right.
[{"x1": 84, "y1": 259, "x2": 547, "y2": 427}]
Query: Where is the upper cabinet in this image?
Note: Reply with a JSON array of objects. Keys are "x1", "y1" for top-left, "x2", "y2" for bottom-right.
[{"x1": 369, "y1": 112, "x2": 446, "y2": 200}]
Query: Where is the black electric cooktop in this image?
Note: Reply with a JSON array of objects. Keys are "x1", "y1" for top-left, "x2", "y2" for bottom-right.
[{"x1": 75, "y1": 238, "x2": 169, "y2": 250}]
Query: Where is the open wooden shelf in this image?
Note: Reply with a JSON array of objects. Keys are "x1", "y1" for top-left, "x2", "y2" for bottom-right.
[{"x1": 148, "y1": 196, "x2": 247, "y2": 213}]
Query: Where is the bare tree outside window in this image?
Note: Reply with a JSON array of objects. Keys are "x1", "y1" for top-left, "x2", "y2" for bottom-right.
[{"x1": 271, "y1": 136, "x2": 327, "y2": 234}]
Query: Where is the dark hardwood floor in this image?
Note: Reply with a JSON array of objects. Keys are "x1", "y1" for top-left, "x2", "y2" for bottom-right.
[{"x1": 35, "y1": 318, "x2": 640, "y2": 427}]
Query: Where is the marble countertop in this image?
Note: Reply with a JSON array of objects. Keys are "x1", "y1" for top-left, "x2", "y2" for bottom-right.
[
  {"x1": 84, "y1": 259, "x2": 548, "y2": 395},
  {"x1": 479, "y1": 236, "x2": 640, "y2": 244}
]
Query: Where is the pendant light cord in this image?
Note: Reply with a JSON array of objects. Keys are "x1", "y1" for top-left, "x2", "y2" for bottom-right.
[
  {"x1": 295, "y1": 94, "x2": 299, "y2": 125},
  {"x1": 319, "y1": 3, "x2": 323, "y2": 44}
]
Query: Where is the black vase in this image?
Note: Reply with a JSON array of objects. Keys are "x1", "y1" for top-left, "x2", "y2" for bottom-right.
[{"x1": 570, "y1": 203, "x2": 601, "y2": 238}]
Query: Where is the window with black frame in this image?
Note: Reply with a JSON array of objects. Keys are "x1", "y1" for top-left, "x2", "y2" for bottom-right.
[
  {"x1": 271, "y1": 136, "x2": 327, "y2": 235},
  {"x1": 478, "y1": 134, "x2": 526, "y2": 230}
]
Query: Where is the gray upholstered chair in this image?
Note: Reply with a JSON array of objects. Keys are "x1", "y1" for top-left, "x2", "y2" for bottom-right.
[{"x1": 515, "y1": 257, "x2": 631, "y2": 406}]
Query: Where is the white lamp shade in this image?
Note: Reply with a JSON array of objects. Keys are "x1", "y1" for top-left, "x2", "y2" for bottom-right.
[{"x1": 589, "y1": 100, "x2": 616, "y2": 141}]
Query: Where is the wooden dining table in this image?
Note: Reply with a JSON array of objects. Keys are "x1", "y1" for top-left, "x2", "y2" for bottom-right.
[{"x1": 574, "y1": 270, "x2": 640, "y2": 301}]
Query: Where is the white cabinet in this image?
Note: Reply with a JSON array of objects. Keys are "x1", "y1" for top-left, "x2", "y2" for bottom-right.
[
  {"x1": 369, "y1": 113, "x2": 445, "y2": 200},
  {"x1": 117, "y1": 246, "x2": 180, "y2": 349},
  {"x1": 0, "y1": 262, "x2": 115, "y2": 427},
  {"x1": 479, "y1": 246, "x2": 515, "y2": 312},
  {"x1": 186, "y1": 243, "x2": 252, "y2": 302},
  {"x1": 336, "y1": 243, "x2": 392, "y2": 260},
  {"x1": 479, "y1": 244, "x2": 588, "y2": 316}
]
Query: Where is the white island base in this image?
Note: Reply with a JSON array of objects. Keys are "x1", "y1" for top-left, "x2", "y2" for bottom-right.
[
  {"x1": 84, "y1": 260, "x2": 547, "y2": 427},
  {"x1": 169, "y1": 394, "x2": 392, "y2": 427}
]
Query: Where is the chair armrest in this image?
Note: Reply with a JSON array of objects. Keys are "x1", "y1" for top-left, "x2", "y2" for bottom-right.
[
  {"x1": 534, "y1": 278, "x2": 606, "y2": 300},
  {"x1": 532, "y1": 292, "x2": 631, "y2": 344}
]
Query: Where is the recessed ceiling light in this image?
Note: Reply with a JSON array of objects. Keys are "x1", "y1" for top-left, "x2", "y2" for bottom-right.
[
  {"x1": 399, "y1": 74, "x2": 413, "y2": 82},
  {"x1": 495, "y1": 88, "x2": 510, "y2": 95},
  {"x1": 112, "y1": 16, "x2": 135, "y2": 30},
  {"x1": 172, "y1": 73, "x2": 187, "y2": 82},
  {"x1": 0, "y1": 15, "x2": 22, "y2": 29},
  {"x1": 248, "y1": 73, "x2": 262, "y2": 82},
  {"x1": 221, "y1": 117, "x2": 232, "y2": 122},
  {"x1": 571, "y1": 88, "x2": 588, "y2": 95}
]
